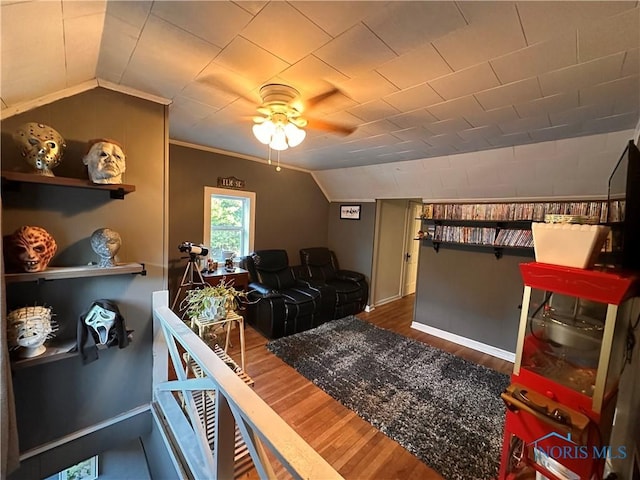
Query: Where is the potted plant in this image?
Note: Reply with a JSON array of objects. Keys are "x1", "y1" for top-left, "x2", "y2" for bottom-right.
[{"x1": 180, "y1": 278, "x2": 248, "y2": 323}]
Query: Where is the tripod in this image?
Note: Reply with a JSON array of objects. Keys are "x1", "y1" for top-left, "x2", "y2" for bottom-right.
[{"x1": 172, "y1": 253, "x2": 207, "y2": 311}]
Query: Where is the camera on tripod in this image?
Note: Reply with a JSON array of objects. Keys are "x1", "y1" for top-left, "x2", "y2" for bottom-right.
[{"x1": 178, "y1": 242, "x2": 209, "y2": 257}]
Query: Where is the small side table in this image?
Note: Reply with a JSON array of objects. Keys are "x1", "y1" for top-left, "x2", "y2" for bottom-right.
[
  {"x1": 203, "y1": 267, "x2": 249, "y2": 291},
  {"x1": 191, "y1": 310, "x2": 246, "y2": 370}
]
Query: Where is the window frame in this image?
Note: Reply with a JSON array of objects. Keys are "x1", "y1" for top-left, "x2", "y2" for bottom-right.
[{"x1": 203, "y1": 186, "x2": 255, "y2": 259}]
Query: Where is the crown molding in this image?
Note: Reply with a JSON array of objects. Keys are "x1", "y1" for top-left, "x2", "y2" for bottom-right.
[
  {"x1": 97, "y1": 79, "x2": 172, "y2": 105},
  {"x1": 0, "y1": 80, "x2": 98, "y2": 120}
]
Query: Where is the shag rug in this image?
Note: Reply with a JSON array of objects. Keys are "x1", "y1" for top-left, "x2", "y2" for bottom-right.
[{"x1": 266, "y1": 316, "x2": 510, "y2": 480}]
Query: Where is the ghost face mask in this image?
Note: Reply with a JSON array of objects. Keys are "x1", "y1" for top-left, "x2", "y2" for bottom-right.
[
  {"x1": 7, "y1": 225, "x2": 57, "y2": 273},
  {"x1": 13, "y1": 122, "x2": 66, "y2": 176},
  {"x1": 84, "y1": 303, "x2": 117, "y2": 345},
  {"x1": 83, "y1": 140, "x2": 126, "y2": 184}
]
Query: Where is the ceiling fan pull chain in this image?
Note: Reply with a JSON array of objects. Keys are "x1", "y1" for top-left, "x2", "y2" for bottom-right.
[
  {"x1": 268, "y1": 147, "x2": 272, "y2": 165},
  {"x1": 276, "y1": 150, "x2": 281, "y2": 172}
]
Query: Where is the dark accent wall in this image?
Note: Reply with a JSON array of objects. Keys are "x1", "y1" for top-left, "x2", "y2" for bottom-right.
[
  {"x1": 327, "y1": 202, "x2": 376, "y2": 303},
  {"x1": 168, "y1": 144, "x2": 329, "y2": 298},
  {"x1": 2, "y1": 87, "x2": 166, "y2": 478},
  {"x1": 414, "y1": 246, "x2": 534, "y2": 352}
]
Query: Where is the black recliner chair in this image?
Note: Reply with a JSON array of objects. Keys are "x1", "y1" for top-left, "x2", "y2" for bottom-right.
[
  {"x1": 242, "y1": 249, "x2": 324, "y2": 339},
  {"x1": 299, "y1": 247, "x2": 368, "y2": 319}
]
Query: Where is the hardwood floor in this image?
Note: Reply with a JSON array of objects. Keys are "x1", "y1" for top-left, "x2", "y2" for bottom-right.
[{"x1": 227, "y1": 294, "x2": 513, "y2": 479}]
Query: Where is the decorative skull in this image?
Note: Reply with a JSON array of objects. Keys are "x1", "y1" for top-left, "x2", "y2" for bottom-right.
[
  {"x1": 90, "y1": 228, "x2": 122, "y2": 268},
  {"x1": 83, "y1": 139, "x2": 126, "y2": 184},
  {"x1": 13, "y1": 122, "x2": 66, "y2": 176},
  {"x1": 6, "y1": 226, "x2": 57, "y2": 273},
  {"x1": 7, "y1": 306, "x2": 57, "y2": 358}
]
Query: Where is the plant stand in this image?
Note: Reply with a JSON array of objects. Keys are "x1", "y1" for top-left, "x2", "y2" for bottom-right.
[{"x1": 191, "y1": 311, "x2": 246, "y2": 371}]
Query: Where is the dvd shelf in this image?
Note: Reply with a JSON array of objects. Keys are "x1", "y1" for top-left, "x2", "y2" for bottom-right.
[
  {"x1": 421, "y1": 199, "x2": 622, "y2": 259},
  {"x1": 422, "y1": 200, "x2": 625, "y2": 223}
]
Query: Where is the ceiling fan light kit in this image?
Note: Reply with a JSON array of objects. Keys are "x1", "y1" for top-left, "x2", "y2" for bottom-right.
[{"x1": 252, "y1": 84, "x2": 308, "y2": 151}]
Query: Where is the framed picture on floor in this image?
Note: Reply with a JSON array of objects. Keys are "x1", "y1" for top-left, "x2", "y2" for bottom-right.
[
  {"x1": 340, "y1": 204, "x2": 361, "y2": 220},
  {"x1": 58, "y1": 456, "x2": 98, "y2": 480}
]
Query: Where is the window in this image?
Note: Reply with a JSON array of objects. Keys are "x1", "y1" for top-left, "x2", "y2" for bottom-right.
[{"x1": 203, "y1": 187, "x2": 255, "y2": 261}]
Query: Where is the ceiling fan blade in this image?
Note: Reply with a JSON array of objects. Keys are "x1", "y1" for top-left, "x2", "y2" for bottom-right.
[
  {"x1": 306, "y1": 117, "x2": 356, "y2": 136},
  {"x1": 197, "y1": 73, "x2": 260, "y2": 105},
  {"x1": 304, "y1": 88, "x2": 341, "y2": 110}
]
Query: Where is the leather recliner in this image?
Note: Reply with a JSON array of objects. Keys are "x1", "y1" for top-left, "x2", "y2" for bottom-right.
[
  {"x1": 299, "y1": 247, "x2": 368, "y2": 319},
  {"x1": 241, "y1": 249, "x2": 324, "y2": 339}
]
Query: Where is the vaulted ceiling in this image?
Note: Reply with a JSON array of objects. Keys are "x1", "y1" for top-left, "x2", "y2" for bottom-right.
[{"x1": 1, "y1": 1, "x2": 639, "y2": 198}]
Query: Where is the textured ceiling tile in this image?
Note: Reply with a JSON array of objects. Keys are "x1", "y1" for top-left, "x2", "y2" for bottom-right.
[
  {"x1": 429, "y1": 63, "x2": 500, "y2": 101},
  {"x1": 583, "y1": 112, "x2": 640, "y2": 133},
  {"x1": 240, "y1": 2, "x2": 331, "y2": 64},
  {"x1": 388, "y1": 109, "x2": 439, "y2": 129},
  {"x1": 358, "y1": 119, "x2": 403, "y2": 136},
  {"x1": 391, "y1": 126, "x2": 432, "y2": 141},
  {"x1": 426, "y1": 117, "x2": 473, "y2": 135},
  {"x1": 622, "y1": 48, "x2": 639, "y2": 77},
  {"x1": 122, "y1": 15, "x2": 220, "y2": 98},
  {"x1": 64, "y1": 13, "x2": 104, "y2": 85},
  {"x1": 336, "y1": 71, "x2": 398, "y2": 104},
  {"x1": 516, "y1": 1, "x2": 634, "y2": 45},
  {"x1": 427, "y1": 96, "x2": 486, "y2": 121},
  {"x1": 314, "y1": 23, "x2": 397, "y2": 78},
  {"x1": 349, "y1": 100, "x2": 399, "y2": 122},
  {"x1": 475, "y1": 77, "x2": 541, "y2": 111},
  {"x1": 376, "y1": 44, "x2": 452, "y2": 90},
  {"x1": 364, "y1": 1, "x2": 466, "y2": 54},
  {"x1": 529, "y1": 124, "x2": 584, "y2": 143},
  {"x1": 458, "y1": 125, "x2": 504, "y2": 142},
  {"x1": 215, "y1": 36, "x2": 289, "y2": 84},
  {"x1": 427, "y1": 133, "x2": 462, "y2": 147},
  {"x1": 491, "y1": 32, "x2": 577, "y2": 84},
  {"x1": 499, "y1": 115, "x2": 551, "y2": 135},
  {"x1": 1, "y1": 1, "x2": 66, "y2": 104},
  {"x1": 97, "y1": 14, "x2": 142, "y2": 83},
  {"x1": 514, "y1": 92, "x2": 580, "y2": 118},
  {"x1": 464, "y1": 106, "x2": 519, "y2": 128},
  {"x1": 580, "y1": 75, "x2": 640, "y2": 105},
  {"x1": 384, "y1": 83, "x2": 443, "y2": 112},
  {"x1": 63, "y1": 1, "x2": 106, "y2": 18},
  {"x1": 152, "y1": 1, "x2": 252, "y2": 49},
  {"x1": 434, "y1": 3, "x2": 526, "y2": 71},
  {"x1": 290, "y1": 1, "x2": 386, "y2": 37},
  {"x1": 578, "y1": 7, "x2": 640, "y2": 62},
  {"x1": 279, "y1": 56, "x2": 349, "y2": 96},
  {"x1": 105, "y1": 1, "x2": 152, "y2": 31},
  {"x1": 550, "y1": 103, "x2": 614, "y2": 126},
  {"x1": 539, "y1": 52, "x2": 627, "y2": 96},
  {"x1": 488, "y1": 132, "x2": 533, "y2": 148}
]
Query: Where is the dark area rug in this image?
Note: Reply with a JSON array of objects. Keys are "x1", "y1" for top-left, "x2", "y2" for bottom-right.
[{"x1": 266, "y1": 316, "x2": 510, "y2": 480}]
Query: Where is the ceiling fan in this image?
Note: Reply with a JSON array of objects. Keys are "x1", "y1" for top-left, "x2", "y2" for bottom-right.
[{"x1": 251, "y1": 83, "x2": 357, "y2": 151}]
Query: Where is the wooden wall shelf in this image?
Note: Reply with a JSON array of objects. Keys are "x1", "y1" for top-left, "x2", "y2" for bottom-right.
[
  {"x1": 5, "y1": 262, "x2": 146, "y2": 283},
  {"x1": 1, "y1": 171, "x2": 135, "y2": 199}
]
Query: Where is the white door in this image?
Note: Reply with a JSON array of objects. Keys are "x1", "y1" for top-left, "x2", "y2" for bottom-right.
[{"x1": 402, "y1": 201, "x2": 423, "y2": 296}]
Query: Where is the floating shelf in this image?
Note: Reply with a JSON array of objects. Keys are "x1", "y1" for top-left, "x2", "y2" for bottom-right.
[
  {"x1": 5, "y1": 262, "x2": 146, "y2": 283},
  {"x1": 1, "y1": 171, "x2": 135, "y2": 199},
  {"x1": 11, "y1": 339, "x2": 78, "y2": 369}
]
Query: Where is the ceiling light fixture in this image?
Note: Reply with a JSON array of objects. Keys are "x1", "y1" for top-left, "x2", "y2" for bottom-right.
[{"x1": 251, "y1": 84, "x2": 307, "y2": 151}]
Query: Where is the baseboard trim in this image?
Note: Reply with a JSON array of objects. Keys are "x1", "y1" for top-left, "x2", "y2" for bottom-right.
[
  {"x1": 373, "y1": 295, "x2": 401, "y2": 308},
  {"x1": 364, "y1": 305, "x2": 375, "y2": 312},
  {"x1": 411, "y1": 322, "x2": 516, "y2": 363}
]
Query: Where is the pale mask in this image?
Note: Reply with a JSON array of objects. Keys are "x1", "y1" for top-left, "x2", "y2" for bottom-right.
[
  {"x1": 13, "y1": 122, "x2": 66, "y2": 176},
  {"x1": 90, "y1": 228, "x2": 122, "y2": 268},
  {"x1": 84, "y1": 303, "x2": 117, "y2": 345},
  {"x1": 6, "y1": 225, "x2": 57, "y2": 273},
  {"x1": 8, "y1": 306, "x2": 57, "y2": 358},
  {"x1": 83, "y1": 140, "x2": 126, "y2": 184}
]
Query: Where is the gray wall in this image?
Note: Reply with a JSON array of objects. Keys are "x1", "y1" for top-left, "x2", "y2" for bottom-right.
[
  {"x1": 414, "y1": 246, "x2": 534, "y2": 352},
  {"x1": 2, "y1": 88, "x2": 166, "y2": 478},
  {"x1": 328, "y1": 201, "x2": 376, "y2": 302},
  {"x1": 168, "y1": 143, "x2": 329, "y2": 296}
]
